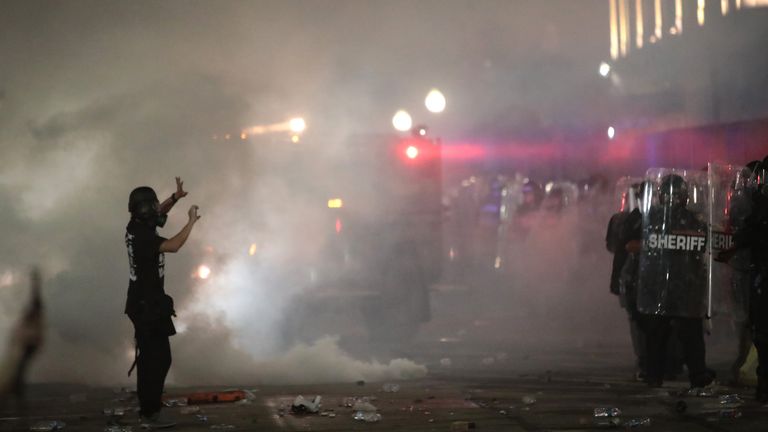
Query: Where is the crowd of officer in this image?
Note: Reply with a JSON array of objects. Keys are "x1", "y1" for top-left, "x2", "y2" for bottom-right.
[
  {"x1": 441, "y1": 163, "x2": 768, "y2": 397},
  {"x1": 606, "y1": 158, "x2": 768, "y2": 400}
]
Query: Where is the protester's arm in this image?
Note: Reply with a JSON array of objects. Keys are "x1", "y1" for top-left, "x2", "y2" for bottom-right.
[
  {"x1": 160, "y1": 205, "x2": 200, "y2": 253},
  {"x1": 159, "y1": 177, "x2": 188, "y2": 215}
]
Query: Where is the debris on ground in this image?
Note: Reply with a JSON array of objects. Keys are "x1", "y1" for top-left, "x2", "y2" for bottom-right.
[
  {"x1": 594, "y1": 417, "x2": 621, "y2": 427},
  {"x1": 351, "y1": 396, "x2": 380, "y2": 422},
  {"x1": 209, "y1": 424, "x2": 236, "y2": 430},
  {"x1": 353, "y1": 411, "x2": 382, "y2": 422},
  {"x1": 30, "y1": 421, "x2": 66, "y2": 431},
  {"x1": 102, "y1": 408, "x2": 126, "y2": 417},
  {"x1": 382, "y1": 383, "x2": 400, "y2": 393},
  {"x1": 104, "y1": 427, "x2": 132, "y2": 432},
  {"x1": 162, "y1": 398, "x2": 188, "y2": 407},
  {"x1": 521, "y1": 395, "x2": 536, "y2": 405},
  {"x1": 684, "y1": 387, "x2": 715, "y2": 397},
  {"x1": 180, "y1": 406, "x2": 201, "y2": 414},
  {"x1": 719, "y1": 408, "x2": 742, "y2": 419},
  {"x1": 352, "y1": 399, "x2": 378, "y2": 413},
  {"x1": 187, "y1": 390, "x2": 248, "y2": 404},
  {"x1": 440, "y1": 358, "x2": 452, "y2": 367},
  {"x1": 593, "y1": 407, "x2": 621, "y2": 417},
  {"x1": 624, "y1": 417, "x2": 651, "y2": 427},
  {"x1": 719, "y1": 394, "x2": 744, "y2": 406},
  {"x1": 291, "y1": 395, "x2": 322, "y2": 414}
]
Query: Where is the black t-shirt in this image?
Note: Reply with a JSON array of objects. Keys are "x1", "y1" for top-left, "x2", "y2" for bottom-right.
[{"x1": 125, "y1": 219, "x2": 174, "y2": 334}]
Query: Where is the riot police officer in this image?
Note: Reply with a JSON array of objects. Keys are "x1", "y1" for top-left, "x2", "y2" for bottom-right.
[
  {"x1": 627, "y1": 173, "x2": 714, "y2": 388},
  {"x1": 725, "y1": 159, "x2": 768, "y2": 401}
]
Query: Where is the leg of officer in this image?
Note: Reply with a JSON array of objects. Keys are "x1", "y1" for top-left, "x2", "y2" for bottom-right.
[
  {"x1": 642, "y1": 314, "x2": 670, "y2": 386},
  {"x1": 675, "y1": 317, "x2": 712, "y2": 386}
]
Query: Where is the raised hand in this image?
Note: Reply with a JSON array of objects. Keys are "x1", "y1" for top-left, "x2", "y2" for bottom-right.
[
  {"x1": 188, "y1": 205, "x2": 201, "y2": 222},
  {"x1": 175, "y1": 177, "x2": 189, "y2": 200}
]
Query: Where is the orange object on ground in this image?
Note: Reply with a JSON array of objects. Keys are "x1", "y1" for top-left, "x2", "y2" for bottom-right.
[{"x1": 186, "y1": 390, "x2": 248, "y2": 404}]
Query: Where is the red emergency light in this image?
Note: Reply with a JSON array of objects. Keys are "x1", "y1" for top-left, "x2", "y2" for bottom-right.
[{"x1": 335, "y1": 217, "x2": 342, "y2": 234}]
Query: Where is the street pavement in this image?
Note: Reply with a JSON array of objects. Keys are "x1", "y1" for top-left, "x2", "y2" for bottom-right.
[
  {"x1": 2, "y1": 283, "x2": 766, "y2": 431},
  {"x1": 2, "y1": 341, "x2": 767, "y2": 432}
]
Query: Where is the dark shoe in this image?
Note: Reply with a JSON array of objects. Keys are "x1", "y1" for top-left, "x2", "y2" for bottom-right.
[
  {"x1": 139, "y1": 412, "x2": 176, "y2": 429},
  {"x1": 690, "y1": 369, "x2": 716, "y2": 388}
]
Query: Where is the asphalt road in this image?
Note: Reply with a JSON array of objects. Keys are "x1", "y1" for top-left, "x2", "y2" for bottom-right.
[{"x1": 2, "y1": 343, "x2": 766, "y2": 432}]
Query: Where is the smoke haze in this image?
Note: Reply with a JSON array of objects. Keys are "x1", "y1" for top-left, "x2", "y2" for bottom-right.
[{"x1": 0, "y1": 0, "x2": 659, "y2": 388}]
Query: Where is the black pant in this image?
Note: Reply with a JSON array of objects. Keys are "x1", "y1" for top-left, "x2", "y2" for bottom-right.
[
  {"x1": 641, "y1": 314, "x2": 708, "y2": 386},
  {"x1": 135, "y1": 330, "x2": 172, "y2": 417}
]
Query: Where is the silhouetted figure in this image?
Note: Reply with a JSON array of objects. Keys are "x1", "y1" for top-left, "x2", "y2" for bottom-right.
[{"x1": 125, "y1": 177, "x2": 199, "y2": 428}]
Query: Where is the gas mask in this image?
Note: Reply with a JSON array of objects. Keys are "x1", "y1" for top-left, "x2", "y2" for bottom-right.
[
  {"x1": 129, "y1": 186, "x2": 167, "y2": 228},
  {"x1": 155, "y1": 208, "x2": 168, "y2": 228}
]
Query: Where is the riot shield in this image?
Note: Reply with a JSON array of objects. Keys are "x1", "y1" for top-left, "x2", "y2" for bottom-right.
[
  {"x1": 637, "y1": 168, "x2": 709, "y2": 318},
  {"x1": 708, "y1": 163, "x2": 751, "y2": 321}
]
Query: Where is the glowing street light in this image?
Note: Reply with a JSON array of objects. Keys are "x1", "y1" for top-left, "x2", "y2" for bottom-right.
[
  {"x1": 196, "y1": 264, "x2": 211, "y2": 280},
  {"x1": 392, "y1": 110, "x2": 413, "y2": 132},
  {"x1": 425, "y1": 88, "x2": 446, "y2": 113},
  {"x1": 599, "y1": 62, "x2": 611, "y2": 77},
  {"x1": 289, "y1": 117, "x2": 306, "y2": 134},
  {"x1": 607, "y1": 126, "x2": 616, "y2": 139}
]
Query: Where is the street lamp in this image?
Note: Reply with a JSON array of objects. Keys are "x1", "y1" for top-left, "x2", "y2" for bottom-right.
[
  {"x1": 425, "y1": 88, "x2": 446, "y2": 113},
  {"x1": 289, "y1": 117, "x2": 306, "y2": 134},
  {"x1": 599, "y1": 62, "x2": 611, "y2": 77},
  {"x1": 392, "y1": 110, "x2": 413, "y2": 132}
]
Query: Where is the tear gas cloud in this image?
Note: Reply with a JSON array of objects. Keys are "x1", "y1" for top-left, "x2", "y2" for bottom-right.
[{"x1": 0, "y1": 1, "x2": 631, "y2": 387}]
